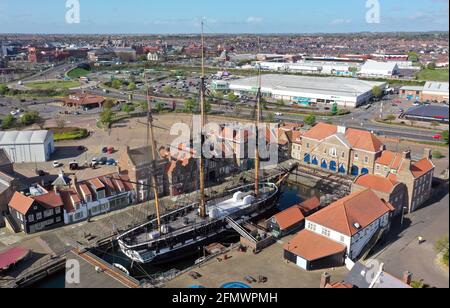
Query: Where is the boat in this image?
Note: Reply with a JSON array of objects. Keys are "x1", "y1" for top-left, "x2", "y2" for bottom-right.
[{"x1": 116, "y1": 22, "x2": 294, "y2": 265}]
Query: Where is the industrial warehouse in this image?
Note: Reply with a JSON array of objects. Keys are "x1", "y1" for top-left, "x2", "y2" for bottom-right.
[
  {"x1": 0, "y1": 130, "x2": 54, "y2": 163},
  {"x1": 220, "y1": 74, "x2": 387, "y2": 108}
]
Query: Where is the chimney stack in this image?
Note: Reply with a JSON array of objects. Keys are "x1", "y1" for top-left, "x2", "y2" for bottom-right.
[
  {"x1": 402, "y1": 271, "x2": 413, "y2": 286},
  {"x1": 337, "y1": 126, "x2": 347, "y2": 134},
  {"x1": 320, "y1": 272, "x2": 332, "y2": 288},
  {"x1": 402, "y1": 150, "x2": 411, "y2": 160},
  {"x1": 71, "y1": 175, "x2": 78, "y2": 190},
  {"x1": 424, "y1": 148, "x2": 432, "y2": 160}
]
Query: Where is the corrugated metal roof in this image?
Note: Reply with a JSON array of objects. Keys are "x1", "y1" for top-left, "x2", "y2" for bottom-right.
[{"x1": 0, "y1": 130, "x2": 51, "y2": 145}]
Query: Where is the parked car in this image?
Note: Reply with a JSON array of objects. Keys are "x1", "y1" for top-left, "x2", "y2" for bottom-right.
[
  {"x1": 106, "y1": 158, "x2": 116, "y2": 166},
  {"x1": 35, "y1": 169, "x2": 47, "y2": 177},
  {"x1": 274, "y1": 112, "x2": 283, "y2": 116},
  {"x1": 99, "y1": 157, "x2": 108, "y2": 165},
  {"x1": 52, "y1": 161, "x2": 63, "y2": 168},
  {"x1": 102, "y1": 147, "x2": 108, "y2": 154},
  {"x1": 107, "y1": 147, "x2": 115, "y2": 154}
]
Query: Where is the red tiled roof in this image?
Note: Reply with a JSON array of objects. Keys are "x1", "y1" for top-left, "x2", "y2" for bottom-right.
[
  {"x1": 79, "y1": 184, "x2": 92, "y2": 197},
  {"x1": 355, "y1": 174, "x2": 398, "y2": 194},
  {"x1": 307, "y1": 189, "x2": 394, "y2": 237},
  {"x1": 0, "y1": 247, "x2": 30, "y2": 271},
  {"x1": 284, "y1": 230, "x2": 346, "y2": 261},
  {"x1": 273, "y1": 205, "x2": 305, "y2": 231},
  {"x1": 303, "y1": 123, "x2": 337, "y2": 141},
  {"x1": 292, "y1": 131, "x2": 302, "y2": 144},
  {"x1": 8, "y1": 192, "x2": 35, "y2": 215},
  {"x1": 345, "y1": 128, "x2": 383, "y2": 153},
  {"x1": 90, "y1": 178, "x2": 105, "y2": 190},
  {"x1": 33, "y1": 191, "x2": 64, "y2": 209},
  {"x1": 64, "y1": 94, "x2": 105, "y2": 106},
  {"x1": 60, "y1": 189, "x2": 80, "y2": 213},
  {"x1": 411, "y1": 158, "x2": 435, "y2": 178},
  {"x1": 376, "y1": 151, "x2": 403, "y2": 169}
]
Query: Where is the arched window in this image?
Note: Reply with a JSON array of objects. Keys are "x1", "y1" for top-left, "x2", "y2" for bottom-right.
[
  {"x1": 321, "y1": 159, "x2": 328, "y2": 169},
  {"x1": 329, "y1": 161, "x2": 337, "y2": 172},
  {"x1": 304, "y1": 154, "x2": 311, "y2": 164},
  {"x1": 312, "y1": 156, "x2": 319, "y2": 166},
  {"x1": 351, "y1": 166, "x2": 359, "y2": 176},
  {"x1": 361, "y1": 168, "x2": 369, "y2": 175},
  {"x1": 339, "y1": 164, "x2": 346, "y2": 174}
]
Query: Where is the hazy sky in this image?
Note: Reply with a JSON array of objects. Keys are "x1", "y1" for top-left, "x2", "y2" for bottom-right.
[{"x1": 0, "y1": 0, "x2": 448, "y2": 34}]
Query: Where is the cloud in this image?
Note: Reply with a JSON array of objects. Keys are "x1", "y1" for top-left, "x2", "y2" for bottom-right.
[
  {"x1": 330, "y1": 18, "x2": 352, "y2": 25},
  {"x1": 246, "y1": 16, "x2": 263, "y2": 24}
]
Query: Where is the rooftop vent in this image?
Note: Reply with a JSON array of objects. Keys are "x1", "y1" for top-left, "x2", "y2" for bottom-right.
[{"x1": 354, "y1": 223, "x2": 362, "y2": 230}]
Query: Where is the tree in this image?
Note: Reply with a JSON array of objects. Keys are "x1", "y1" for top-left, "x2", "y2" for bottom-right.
[
  {"x1": 121, "y1": 104, "x2": 135, "y2": 115},
  {"x1": 276, "y1": 99, "x2": 285, "y2": 107},
  {"x1": 372, "y1": 86, "x2": 383, "y2": 99},
  {"x1": 20, "y1": 111, "x2": 40, "y2": 126},
  {"x1": 442, "y1": 130, "x2": 449, "y2": 145},
  {"x1": 385, "y1": 114, "x2": 397, "y2": 124},
  {"x1": 111, "y1": 79, "x2": 122, "y2": 89},
  {"x1": 331, "y1": 103, "x2": 338, "y2": 116},
  {"x1": 100, "y1": 108, "x2": 114, "y2": 128},
  {"x1": 103, "y1": 99, "x2": 115, "y2": 110},
  {"x1": 427, "y1": 62, "x2": 436, "y2": 70},
  {"x1": 155, "y1": 101, "x2": 165, "y2": 113},
  {"x1": 184, "y1": 98, "x2": 197, "y2": 113},
  {"x1": 128, "y1": 82, "x2": 137, "y2": 91},
  {"x1": 408, "y1": 52, "x2": 419, "y2": 63},
  {"x1": 304, "y1": 115, "x2": 317, "y2": 126},
  {"x1": 227, "y1": 92, "x2": 238, "y2": 102},
  {"x1": 1, "y1": 114, "x2": 15, "y2": 129},
  {"x1": 55, "y1": 116, "x2": 66, "y2": 129},
  {"x1": 0, "y1": 84, "x2": 8, "y2": 95}
]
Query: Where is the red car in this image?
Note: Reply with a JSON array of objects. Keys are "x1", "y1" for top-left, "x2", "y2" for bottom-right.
[
  {"x1": 432, "y1": 134, "x2": 442, "y2": 140},
  {"x1": 107, "y1": 147, "x2": 115, "y2": 154}
]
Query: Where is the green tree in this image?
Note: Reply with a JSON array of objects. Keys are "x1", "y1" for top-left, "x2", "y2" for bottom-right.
[
  {"x1": 20, "y1": 111, "x2": 40, "y2": 126},
  {"x1": 276, "y1": 99, "x2": 285, "y2": 107},
  {"x1": 103, "y1": 99, "x2": 115, "y2": 110},
  {"x1": 121, "y1": 104, "x2": 135, "y2": 115},
  {"x1": 163, "y1": 86, "x2": 173, "y2": 95},
  {"x1": 214, "y1": 91, "x2": 224, "y2": 100},
  {"x1": 372, "y1": 86, "x2": 383, "y2": 99},
  {"x1": 435, "y1": 236, "x2": 449, "y2": 267},
  {"x1": 304, "y1": 115, "x2": 317, "y2": 126},
  {"x1": 111, "y1": 79, "x2": 122, "y2": 89},
  {"x1": 442, "y1": 130, "x2": 449, "y2": 145},
  {"x1": 128, "y1": 82, "x2": 137, "y2": 91},
  {"x1": 184, "y1": 98, "x2": 197, "y2": 113},
  {"x1": 1, "y1": 114, "x2": 15, "y2": 129},
  {"x1": 100, "y1": 108, "x2": 114, "y2": 128},
  {"x1": 331, "y1": 103, "x2": 338, "y2": 116},
  {"x1": 227, "y1": 92, "x2": 238, "y2": 102},
  {"x1": 155, "y1": 101, "x2": 165, "y2": 113},
  {"x1": 385, "y1": 114, "x2": 397, "y2": 124},
  {"x1": 408, "y1": 52, "x2": 419, "y2": 62},
  {"x1": 0, "y1": 84, "x2": 8, "y2": 95},
  {"x1": 427, "y1": 62, "x2": 436, "y2": 70},
  {"x1": 266, "y1": 113, "x2": 275, "y2": 123}
]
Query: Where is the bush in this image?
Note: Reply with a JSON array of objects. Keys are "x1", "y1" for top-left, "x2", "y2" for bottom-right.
[
  {"x1": 20, "y1": 111, "x2": 40, "y2": 126},
  {"x1": 432, "y1": 151, "x2": 445, "y2": 159},
  {"x1": 304, "y1": 115, "x2": 317, "y2": 126},
  {"x1": 1, "y1": 114, "x2": 15, "y2": 129}
]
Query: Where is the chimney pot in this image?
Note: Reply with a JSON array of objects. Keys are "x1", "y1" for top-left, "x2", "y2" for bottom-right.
[
  {"x1": 402, "y1": 151, "x2": 411, "y2": 160},
  {"x1": 403, "y1": 271, "x2": 413, "y2": 286},
  {"x1": 320, "y1": 272, "x2": 332, "y2": 288}
]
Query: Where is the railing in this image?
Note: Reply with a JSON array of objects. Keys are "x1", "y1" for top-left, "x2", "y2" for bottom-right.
[{"x1": 226, "y1": 217, "x2": 257, "y2": 243}]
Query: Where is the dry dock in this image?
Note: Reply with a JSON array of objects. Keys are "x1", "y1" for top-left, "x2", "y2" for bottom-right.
[{"x1": 164, "y1": 235, "x2": 348, "y2": 289}]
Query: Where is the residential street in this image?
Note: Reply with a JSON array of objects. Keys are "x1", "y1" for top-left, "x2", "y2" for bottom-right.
[{"x1": 373, "y1": 183, "x2": 449, "y2": 288}]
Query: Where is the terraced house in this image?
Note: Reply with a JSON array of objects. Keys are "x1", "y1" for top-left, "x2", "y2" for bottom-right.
[
  {"x1": 294, "y1": 123, "x2": 384, "y2": 176},
  {"x1": 373, "y1": 149, "x2": 435, "y2": 213}
]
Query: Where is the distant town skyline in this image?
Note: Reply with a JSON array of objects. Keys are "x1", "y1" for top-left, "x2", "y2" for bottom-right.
[{"x1": 0, "y1": 0, "x2": 448, "y2": 34}]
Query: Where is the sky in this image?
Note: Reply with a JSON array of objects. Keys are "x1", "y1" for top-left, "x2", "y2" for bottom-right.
[{"x1": 0, "y1": 0, "x2": 448, "y2": 34}]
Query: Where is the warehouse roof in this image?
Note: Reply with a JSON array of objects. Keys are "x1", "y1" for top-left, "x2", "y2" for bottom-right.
[
  {"x1": 423, "y1": 82, "x2": 449, "y2": 94},
  {"x1": 404, "y1": 105, "x2": 449, "y2": 120},
  {"x1": 228, "y1": 74, "x2": 385, "y2": 98},
  {"x1": 0, "y1": 130, "x2": 52, "y2": 145},
  {"x1": 360, "y1": 61, "x2": 398, "y2": 73}
]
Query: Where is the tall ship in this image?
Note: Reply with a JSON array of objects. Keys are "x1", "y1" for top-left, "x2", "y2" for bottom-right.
[{"x1": 117, "y1": 24, "x2": 294, "y2": 264}]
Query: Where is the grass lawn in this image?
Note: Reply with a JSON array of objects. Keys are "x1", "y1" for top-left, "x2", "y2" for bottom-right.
[
  {"x1": 67, "y1": 67, "x2": 90, "y2": 79},
  {"x1": 26, "y1": 80, "x2": 80, "y2": 90},
  {"x1": 416, "y1": 69, "x2": 449, "y2": 82},
  {"x1": 50, "y1": 127, "x2": 89, "y2": 141}
]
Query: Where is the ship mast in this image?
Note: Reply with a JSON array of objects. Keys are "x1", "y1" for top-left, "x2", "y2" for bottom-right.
[
  {"x1": 145, "y1": 73, "x2": 162, "y2": 231},
  {"x1": 254, "y1": 65, "x2": 262, "y2": 196},
  {"x1": 198, "y1": 21, "x2": 207, "y2": 218}
]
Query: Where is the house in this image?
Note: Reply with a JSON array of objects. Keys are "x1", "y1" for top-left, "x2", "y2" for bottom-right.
[
  {"x1": 374, "y1": 149, "x2": 435, "y2": 213},
  {"x1": 284, "y1": 189, "x2": 394, "y2": 271},
  {"x1": 62, "y1": 93, "x2": 106, "y2": 110},
  {"x1": 163, "y1": 145, "x2": 198, "y2": 197},
  {"x1": 352, "y1": 174, "x2": 408, "y2": 216},
  {"x1": 267, "y1": 205, "x2": 305, "y2": 238},
  {"x1": 295, "y1": 123, "x2": 385, "y2": 176},
  {"x1": 8, "y1": 188, "x2": 64, "y2": 234},
  {"x1": 118, "y1": 145, "x2": 168, "y2": 203}
]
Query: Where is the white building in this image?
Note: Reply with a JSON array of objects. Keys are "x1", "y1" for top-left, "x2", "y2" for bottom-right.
[
  {"x1": 225, "y1": 74, "x2": 386, "y2": 108},
  {"x1": 359, "y1": 61, "x2": 399, "y2": 78},
  {"x1": 0, "y1": 130, "x2": 54, "y2": 163},
  {"x1": 284, "y1": 189, "x2": 394, "y2": 271}
]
